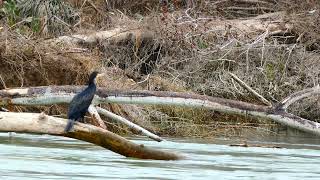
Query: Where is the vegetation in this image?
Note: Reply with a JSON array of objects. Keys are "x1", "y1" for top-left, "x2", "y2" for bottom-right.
[{"x1": 0, "y1": 0, "x2": 319, "y2": 138}]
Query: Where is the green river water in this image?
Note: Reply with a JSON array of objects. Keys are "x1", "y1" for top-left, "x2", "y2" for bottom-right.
[{"x1": 0, "y1": 133, "x2": 319, "y2": 180}]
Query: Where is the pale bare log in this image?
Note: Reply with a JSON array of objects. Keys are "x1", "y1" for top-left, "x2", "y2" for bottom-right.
[
  {"x1": 0, "y1": 112, "x2": 183, "y2": 160},
  {"x1": 229, "y1": 72, "x2": 272, "y2": 106},
  {"x1": 54, "y1": 28, "x2": 123, "y2": 45},
  {"x1": 1, "y1": 86, "x2": 320, "y2": 136},
  {"x1": 277, "y1": 85, "x2": 320, "y2": 110},
  {"x1": 47, "y1": 12, "x2": 288, "y2": 48},
  {"x1": 96, "y1": 107, "x2": 163, "y2": 142},
  {"x1": 225, "y1": 6, "x2": 273, "y2": 12},
  {"x1": 51, "y1": 28, "x2": 154, "y2": 47}
]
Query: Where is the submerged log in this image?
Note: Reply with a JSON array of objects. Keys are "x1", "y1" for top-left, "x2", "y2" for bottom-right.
[
  {"x1": 1, "y1": 85, "x2": 320, "y2": 136},
  {"x1": 0, "y1": 112, "x2": 183, "y2": 160}
]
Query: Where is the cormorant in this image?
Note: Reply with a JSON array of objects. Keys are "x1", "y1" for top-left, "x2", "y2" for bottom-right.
[{"x1": 64, "y1": 71, "x2": 104, "y2": 132}]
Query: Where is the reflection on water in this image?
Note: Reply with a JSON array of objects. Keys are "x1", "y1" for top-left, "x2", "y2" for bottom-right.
[{"x1": 0, "y1": 133, "x2": 319, "y2": 180}]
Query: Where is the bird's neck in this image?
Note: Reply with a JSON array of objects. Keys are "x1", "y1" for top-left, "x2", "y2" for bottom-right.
[
  {"x1": 88, "y1": 78, "x2": 97, "y2": 86},
  {"x1": 88, "y1": 82, "x2": 96, "y2": 86}
]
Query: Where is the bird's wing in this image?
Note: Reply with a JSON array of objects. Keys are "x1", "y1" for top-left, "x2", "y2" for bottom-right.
[{"x1": 68, "y1": 88, "x2": 95, "y2": 119}]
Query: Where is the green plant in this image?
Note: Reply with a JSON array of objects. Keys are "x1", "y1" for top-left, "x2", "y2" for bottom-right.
[
  {"x1": 197, "y1": 38, "x2": 208, "y2": 49},
  {"x1": 1, "y1": 0, "x2": 20, "y2": 26}
]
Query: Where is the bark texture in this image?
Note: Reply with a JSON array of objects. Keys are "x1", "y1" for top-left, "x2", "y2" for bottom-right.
[{"x1": 0, "y1": 112, "x2": 183, "y2": 160}]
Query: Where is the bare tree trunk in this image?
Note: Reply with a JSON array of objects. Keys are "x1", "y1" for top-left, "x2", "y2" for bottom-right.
[
  {"x1": 47, "y1": 12, "x2": 289, "y2": 47},
  {"x1": 0, "y1": 112, "x2": 183, "y2": 160},
  {"x1": 1, "y1": 85, "x2": 320, "y2": 136}
]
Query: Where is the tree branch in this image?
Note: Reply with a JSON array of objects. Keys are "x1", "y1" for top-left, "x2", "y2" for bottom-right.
[
  {"x1": 229, "y1": 72, "x2": 272, "y2": 106},
  {"x1": 96, "y1": 107, "x2": 163, "y2": 142},
  {"x1": 277, "y1": 85, "x2": 320, "y2": 111},
  {"x1": 0, "y1": 112, "x2": 183, "y2": 160},
  {"x1": 88, "y1": 105, "x2": 107, "y2": 129},
  {"x1": 1, "y1": 86, "x2": 320, "y2": 136}
]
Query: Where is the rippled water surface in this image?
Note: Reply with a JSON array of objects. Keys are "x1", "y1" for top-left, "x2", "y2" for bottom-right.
[{"x1": 0, "y1": 133, "x2": 319, "y2": 180}]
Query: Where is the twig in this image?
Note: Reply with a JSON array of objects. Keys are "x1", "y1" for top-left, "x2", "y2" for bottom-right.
[
  {"x1": 57, "y1": 48, "x2": 89, "y2": 55},
  {"x1": 86, "y1": 0, "x2": 109, "y2": 18},
  {"x1": 0, "y1": 107, "x2": 9, "y2": 112},
  {"x1": 229, "y1": 72, "x2": 272, "y2": 106},
  {"x1": 137, "y1": 74, "x2": 150, "y2": 84},
  {"x1": 96, "y1": 107, "x2": 163, "y2": 142},
  {"x1": 225, "y1": 6, "x2": 273, "y2": 12},
  {"x1": 0, "y1": 75, "x2": 7, "y2": 89}
]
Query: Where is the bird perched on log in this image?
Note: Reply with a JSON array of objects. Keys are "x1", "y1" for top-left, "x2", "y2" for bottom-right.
[{"x1": 65, "y1": 71, "x2": 104, "y2": 132}]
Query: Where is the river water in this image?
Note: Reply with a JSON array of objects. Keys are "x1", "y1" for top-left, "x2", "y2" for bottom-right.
[{"x1": 0, "y1": 133, "x2": 319, "y2": 180}]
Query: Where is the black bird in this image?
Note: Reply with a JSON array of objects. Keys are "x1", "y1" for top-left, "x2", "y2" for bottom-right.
[{"x1": 65, "y1": 71, "x2": 104, "y2": 132}]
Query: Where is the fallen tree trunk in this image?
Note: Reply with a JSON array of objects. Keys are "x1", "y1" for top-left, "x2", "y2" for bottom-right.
[
  {"x1": 1, "y1": 85, "x2": 320, "y2": 136},
  {"x1": 0, "y1": 112, "x2": 183, "y2": 160},
  {"x1": 48, "y1": 12, "x2": 289, "y2": 47},
  {"x1": 52, "y1": 27, "x2": 154, "y2": 47}
]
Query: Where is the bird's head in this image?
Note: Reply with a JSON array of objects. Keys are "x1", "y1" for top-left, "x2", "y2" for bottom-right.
[{"x1": 88, "y1": 71, "x2": 105, "y2": 85}]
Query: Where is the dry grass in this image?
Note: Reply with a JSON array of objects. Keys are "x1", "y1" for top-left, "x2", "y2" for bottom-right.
[
  {"x1": 0, "y1": 29, "x2": 98, "y2": 87},
  {"x1": 283, "y1": 1, "x2": 320, "y2": 51}
]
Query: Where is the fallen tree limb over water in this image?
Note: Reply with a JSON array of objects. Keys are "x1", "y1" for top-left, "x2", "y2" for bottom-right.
[
  {"x1": 1, "y1": 85, "x2": 320, "y2": 136},
  {"x1": 96, "y1": 107, "x2": 163, "y2": 142},
  {"x1": 0, "y1": 112, "x2": 183, "y2": 160}
]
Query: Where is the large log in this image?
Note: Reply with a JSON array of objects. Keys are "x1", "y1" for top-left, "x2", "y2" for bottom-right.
[
  {"x1": 1, "y1": 86, "x2": 320, "y2": 136},
  {"x1": 0, "y1": 112, "x2": 183, "y2": 160},
  {"x1": 48, "y1": 12, "x2": 289, "y2": 47}
]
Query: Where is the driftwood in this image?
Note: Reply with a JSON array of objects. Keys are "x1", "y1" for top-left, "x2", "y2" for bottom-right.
[
  {"x1": 0, "y1": 85, "x2": 320, "y2": 136},
  {"x1": 229, "y1": 143, "x2": 282, "y2": 149},
  {"x1": 0, "y1": 111, "x2": 182, "y2": 160},
  {"x1": 52, "y1": 27, "x2": 154, "y2": 47}
]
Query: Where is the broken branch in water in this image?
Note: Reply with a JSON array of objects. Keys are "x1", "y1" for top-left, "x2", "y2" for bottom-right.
[
  {"x1": 0, "y1": 111, "x2": 182, "y2": 160},
  {"x1": 96, "y1": 106, "x2": 163, "y2": 142}
]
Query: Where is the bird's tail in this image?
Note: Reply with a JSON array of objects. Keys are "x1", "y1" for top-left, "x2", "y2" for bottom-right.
[{"x1": 64, "y1": 119, "x2": 75, "y2": 132}]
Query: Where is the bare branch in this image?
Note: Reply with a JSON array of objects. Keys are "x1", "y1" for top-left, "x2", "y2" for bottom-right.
[
  {"x1": 88, "y1": 105, "x2": 107, "y2": 129},
  {"x1": 96, "y1": 107, "x2": 163, "y2": 142},
  {"x1": 229, "y1": 72, "x2": 272, "y2": 106},
  {"x1": 277, "y1": 85, "x2": 320, "y2": 110}
]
